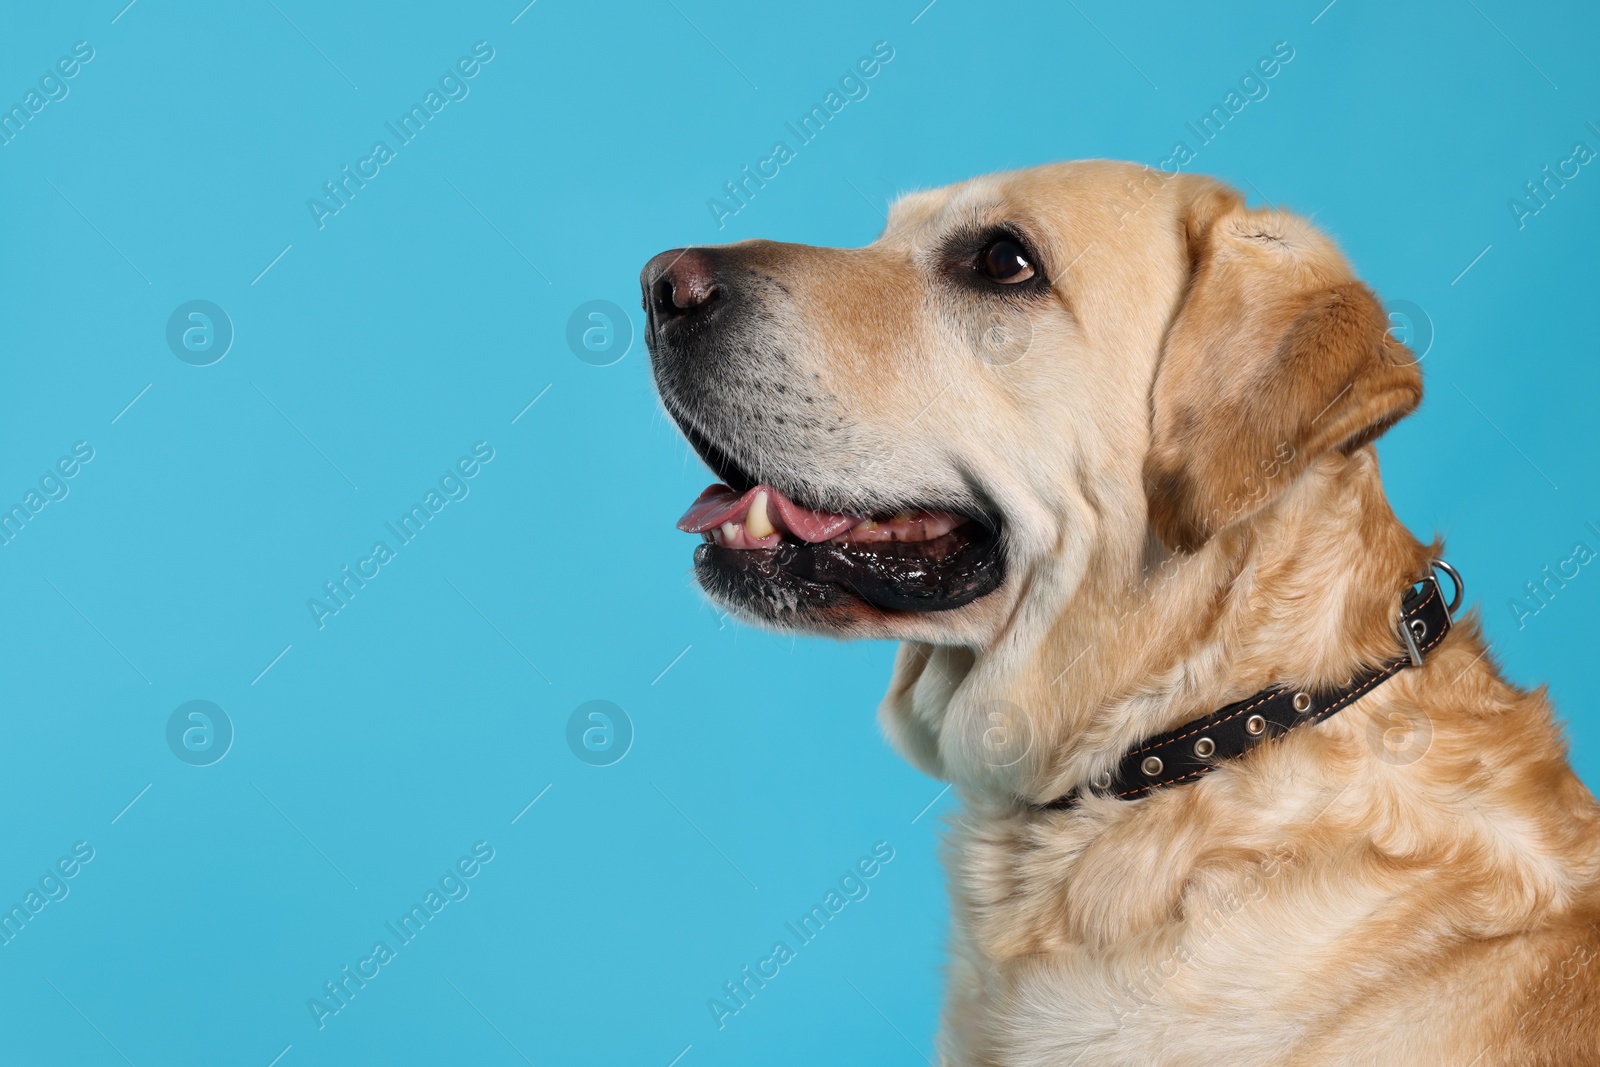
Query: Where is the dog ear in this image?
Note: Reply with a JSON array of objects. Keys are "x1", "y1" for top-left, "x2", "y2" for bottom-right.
[{"x1": 1144, "y1": 180, "x2": 1422, "y2": 552}]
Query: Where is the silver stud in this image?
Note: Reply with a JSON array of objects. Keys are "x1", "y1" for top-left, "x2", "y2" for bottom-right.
[
  {"x1": 1141, "y1": 755, "x2": 1164, "y2": 777},
  {"x1": 1246, "y1": 714, "x2": 1267, "y2": 736},
  {"x1": 1194, "y1": 736, "x2": 1216, "y2": 759},
  {"x1": 1292, "y1": 692, "x2": 1311, "y2": 713},
  {"x1": 1094, "y1": 770, "x2": 1112, "y2": 789}
]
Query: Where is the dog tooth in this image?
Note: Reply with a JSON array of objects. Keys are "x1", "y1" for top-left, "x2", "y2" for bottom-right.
[
  {"x1": 891, "y1": 510, "x2": 914, "y2": 524},
  {"x1": 746, "y1": 491, "x2": 775, "y2": 538},
  {"x1": 720, "y1": 521, "x2": 740, "y2": 544}
]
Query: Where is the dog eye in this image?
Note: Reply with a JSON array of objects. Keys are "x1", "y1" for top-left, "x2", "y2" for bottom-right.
[{"x1": 978, "y1": 238, "x2": 1035, "y2": 283}]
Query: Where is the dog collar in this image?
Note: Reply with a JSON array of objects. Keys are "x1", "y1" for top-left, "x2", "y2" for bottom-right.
[{"x1": 1040, "y1": 561, "x2": 1463, "y2": 809}]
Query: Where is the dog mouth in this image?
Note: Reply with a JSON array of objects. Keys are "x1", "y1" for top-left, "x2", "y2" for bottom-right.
[
  {"x1": 675, "y1": 476, "x2": 1005, "y2": 616},
  {"x1": 659, "y1": 381, "x2": 1005, "y2": 619}
]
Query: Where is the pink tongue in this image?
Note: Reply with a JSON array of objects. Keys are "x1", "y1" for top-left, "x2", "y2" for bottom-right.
[{"x1": 676, "y1": 484, "x2": 861, "y2": 543}]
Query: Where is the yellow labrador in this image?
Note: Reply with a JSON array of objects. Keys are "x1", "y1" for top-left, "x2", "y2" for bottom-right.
[{"x1": 641, "y1": 161, "x2": 1600, "y2": 1065}]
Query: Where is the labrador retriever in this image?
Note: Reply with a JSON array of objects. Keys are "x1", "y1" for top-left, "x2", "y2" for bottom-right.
[{"x1": 641, "y1": 160, "x2": 1600, "y2": 1065}]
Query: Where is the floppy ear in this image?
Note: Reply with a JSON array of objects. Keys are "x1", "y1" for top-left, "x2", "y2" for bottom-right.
[{"x1": 1144, "y1": 181, "x2": 1422, "y2": 552}]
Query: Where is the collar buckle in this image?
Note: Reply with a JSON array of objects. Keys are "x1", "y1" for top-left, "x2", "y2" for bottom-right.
[
  {"x1": 1401, "y1": 561, "x2": 1464, "y2": 667},
  {"x1": 1400, "y1": 607, "x2": 1429, "y2": 666},
  {"x1": 1039, "y1": 560, "x2": 1464, "y2": 811}
]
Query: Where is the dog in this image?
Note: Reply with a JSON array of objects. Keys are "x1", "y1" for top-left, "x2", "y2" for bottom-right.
[{"x1": 641, "y1": 160, "x2": 1600, "y2": 1065}]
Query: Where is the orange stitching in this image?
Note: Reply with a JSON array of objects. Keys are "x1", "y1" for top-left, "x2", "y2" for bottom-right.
[
  {"x1": 1313, "y1": 663, "x2": 1401, "y2": 720},
  {"x1": 1118, "y1": 663, "x2": 1411, "y2": 797},
  {"x1": 1417, "y1": 615, "x2": 1450, "y2": 655},
  {"x1": 1406, "y1": 583, "x2": 1439, "y2": 617},
  {"x1": 1115, "y1": 766, "x2": 1209, "y2": 798},
  {"x1": 1127, "y1": 687, "x2": 1282, "y2": 757},
  {"x1": 1125, "y1": 585, "x2": 1445, "y2": 760}
]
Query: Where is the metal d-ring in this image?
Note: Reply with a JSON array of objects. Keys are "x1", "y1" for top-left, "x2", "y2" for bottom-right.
[{"x1": 1431, "y1": 559, "x2": 1464, "y2": 616}]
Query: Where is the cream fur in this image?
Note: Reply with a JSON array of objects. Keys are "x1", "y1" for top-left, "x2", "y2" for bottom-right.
[{"x1": 665, "y1": 161, "x2": 1600, "y2": 1064}]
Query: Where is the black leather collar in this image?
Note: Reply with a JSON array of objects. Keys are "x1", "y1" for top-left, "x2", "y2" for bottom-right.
[{"x1": 1040, "y1": 561, "x2": 1463, "y2": 809}]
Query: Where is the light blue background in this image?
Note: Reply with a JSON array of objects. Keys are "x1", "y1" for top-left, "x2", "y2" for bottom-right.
[{"x1": 1, "y1": 2, "x2": 1596, "y2": 1064}]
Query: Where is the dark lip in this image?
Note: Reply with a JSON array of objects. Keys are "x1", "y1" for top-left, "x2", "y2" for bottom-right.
[
  {"x1": 696, "y1": 520, "x2": 1006, "y2": 616},
  {"x1": 658, "y1": 387, "x2": 1007, "y2": 615}
]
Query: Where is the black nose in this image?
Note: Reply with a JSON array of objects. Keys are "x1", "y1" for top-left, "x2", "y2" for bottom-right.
[{"x1": 641, "y1": 247, "x2": 721, "y2": 330}]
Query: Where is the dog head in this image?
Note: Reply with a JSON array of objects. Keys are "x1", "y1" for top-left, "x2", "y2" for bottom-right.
[{"x1": 644, "y1": 161, "x2": 1420, "y2": 782}]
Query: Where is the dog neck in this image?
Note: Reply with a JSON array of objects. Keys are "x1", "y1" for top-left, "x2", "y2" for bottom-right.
[{"x1": 884, "y1": 446, "x2": 1434, "y2": 802}]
